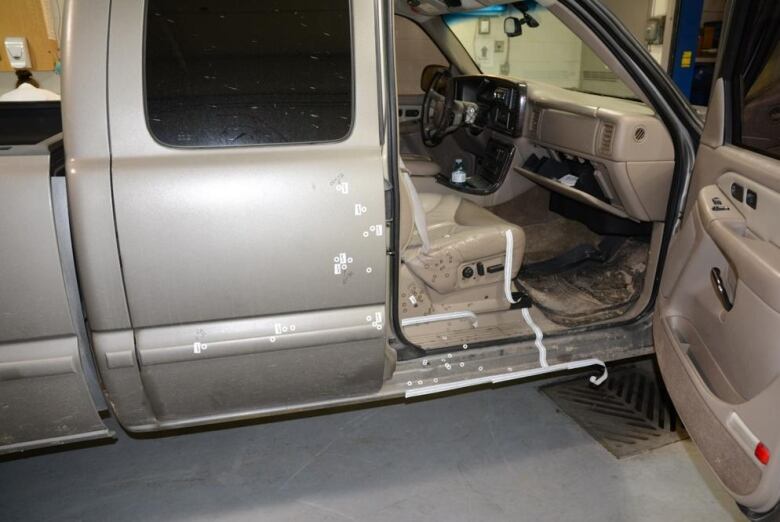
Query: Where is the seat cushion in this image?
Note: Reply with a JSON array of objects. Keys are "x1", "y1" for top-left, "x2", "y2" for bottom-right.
[
  {"x1": 403, "y1": 193, "x2": 525, "y2": 295},
  {"x1": 401, "y1": 153, "x2": 441, "y2": 177}
]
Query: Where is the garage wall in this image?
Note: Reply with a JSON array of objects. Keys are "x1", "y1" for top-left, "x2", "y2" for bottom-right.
[
  {"x1": 579, "y1": 0, "x2": 653, "y2": 98},
  {"x1": 448, "y1": 9, "x2": 584, "y2": 89},
  {"x1": 0, "y1": 0, "x2": 63, "y2": 95}
]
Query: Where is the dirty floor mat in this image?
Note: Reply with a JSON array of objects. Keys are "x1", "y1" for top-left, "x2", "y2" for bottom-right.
[
  {"x1": 517, "y1": 238, "x2": 649, "y2": 327},
  {"x1": 488, "y1": 187, "x2": 553, "y2": 227},
  {"x1": 521, "y1": 218, "x2": 602, "y2": 265}
]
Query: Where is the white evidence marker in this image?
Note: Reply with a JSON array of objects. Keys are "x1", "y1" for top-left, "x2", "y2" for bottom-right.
[{"x1": 333, "y1": 253, "x2": 354, "y2": 275}]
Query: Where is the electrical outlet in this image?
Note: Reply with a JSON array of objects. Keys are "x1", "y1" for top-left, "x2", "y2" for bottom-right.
[{"x1": 494, "y1": 40, "x2": 505, "y2": 53}]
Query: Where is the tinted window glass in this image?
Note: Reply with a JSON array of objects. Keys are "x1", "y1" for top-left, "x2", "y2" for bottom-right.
[
  {"x1": 145, "y1": 0, "x2": 353, "y2": 148},
  {"x1": 739, "y1": 39, "x2": 780, "y2": 158},
  {"x1": 0, "y1": 102, "x2": 61, "y2": 146},
  {"x1": 733, "y1": 2, "x2": 780, "y2": 158}
]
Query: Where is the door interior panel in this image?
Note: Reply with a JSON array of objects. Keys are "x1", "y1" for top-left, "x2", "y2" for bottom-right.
[
  {"x1": 654, "y1": 5, "x2": 780, "y2": 502},
  {"x1": 654, "y1": 319, "x2": 763, "y2": 496},
  {"x1": 656, "y1": 141, "x2": 780, "y2": 511}
]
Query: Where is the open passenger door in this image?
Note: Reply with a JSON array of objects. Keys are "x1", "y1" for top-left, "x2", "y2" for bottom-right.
[{"x1": 654, "y1": 1, "x2": 780, "y2": 517}]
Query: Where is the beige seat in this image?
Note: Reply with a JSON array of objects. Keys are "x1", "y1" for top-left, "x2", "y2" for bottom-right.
[
  {"x1": 400, "y1": 153, "x2": 441, "y2": 177},
  {"x1": 399, "y1": 168, "x2": 525, "y2": 317}
]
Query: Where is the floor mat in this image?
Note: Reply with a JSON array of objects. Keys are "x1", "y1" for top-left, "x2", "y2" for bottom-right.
[
  {"x1": 540, "y1": 362, "x2": 688, "y2": 458},
  {"x1": 522, "y1": 236, "x2": 627, "y2": 276},
  {"x1": 488, "y1": 187, "x2": 553, "y2": 227},
  {"x1": 517, "y1": 237, "x2": 648, "y2": 327},
  {"x1": 521, "y1": 218, "x2": 602, "y2": 265}
]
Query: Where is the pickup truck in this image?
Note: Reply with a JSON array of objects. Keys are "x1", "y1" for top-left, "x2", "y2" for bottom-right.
[{"x1": 1, "y1": 0, "x2": 779, "y2": 519}]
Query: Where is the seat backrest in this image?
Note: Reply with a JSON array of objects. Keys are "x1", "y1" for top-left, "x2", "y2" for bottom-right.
[{"x1": 399, "y1": 161, "x2": 431, "y2": 254}]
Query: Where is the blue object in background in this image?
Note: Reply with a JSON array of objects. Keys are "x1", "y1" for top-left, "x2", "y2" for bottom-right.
[
  {"x1": 670, "y1": 0, "x2": 705, "y2": 100},
  {"x1": 444, "y1": 5, "x2": 506, "y2": 24},
  {"x1": 459, "y1": 5, "x2": 507, "y2": 16}
]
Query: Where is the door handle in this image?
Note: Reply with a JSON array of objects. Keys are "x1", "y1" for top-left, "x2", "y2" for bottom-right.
[{"x1": 710, "y1": 267, "x2": 733, "y2": 311}]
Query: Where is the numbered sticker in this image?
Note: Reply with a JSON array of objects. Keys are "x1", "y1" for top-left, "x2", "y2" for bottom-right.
[{"x1": 333, "y1": 252, "x2": 354, "y2": 275}]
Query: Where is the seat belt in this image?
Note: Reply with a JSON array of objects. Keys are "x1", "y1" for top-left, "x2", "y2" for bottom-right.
[{"x1": 400, "y1": 169, "x2": 431, "y2": 254}]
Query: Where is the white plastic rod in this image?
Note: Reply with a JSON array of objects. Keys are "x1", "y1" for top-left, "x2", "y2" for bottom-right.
[
  {"x1": 405, "y1": 358, "x2": 608, "y2": 398},
  {"x1": 521, "y1": 307, "x2": 548, "y2": 368},
  {"x1": 504, "y1": 229, "x2": 549, "y2": 368},
  {"x1": 503, "y1": 229, "x2": 517, "y2": 305},
  {"x1": 401, "y1": 310, "x2": 479, "y2": 329}
]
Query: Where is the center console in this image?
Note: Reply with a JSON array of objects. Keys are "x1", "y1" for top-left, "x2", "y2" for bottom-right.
[{"x1": 436, "y1": 139, "x2": 515, "y2": 195}]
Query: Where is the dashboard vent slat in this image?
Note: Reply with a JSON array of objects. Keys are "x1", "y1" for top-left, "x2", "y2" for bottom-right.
[
  {"x1": 599, "y1": 122, "x2": 615, "y2": 156},
  {"x1": 529, "y1": 107, "x2": 541, "y2": 138}
]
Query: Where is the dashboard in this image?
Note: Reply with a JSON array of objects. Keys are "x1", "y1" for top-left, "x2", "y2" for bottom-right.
[
  {"x1": 516, "y1": 82, "x2": 675, "y2": 223},
  {"x1": 456, "y1": 76, "x2": 527, "y2": 138},
  {"x1": 440, "y1": 77, "x2": 675, "y2": 223}
]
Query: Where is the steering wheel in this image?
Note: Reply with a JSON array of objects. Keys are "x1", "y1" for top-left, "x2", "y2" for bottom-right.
[{"x1": 421, "y1": 69, "x2": 456, "y2": 147}]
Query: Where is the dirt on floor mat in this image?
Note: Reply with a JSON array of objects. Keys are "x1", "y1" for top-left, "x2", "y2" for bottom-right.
[
  {"x1": 521, "y1": 218, "x2": 602, "y2": 265},
  {"x1": 540, "y1": 363, "x2": 688, "y2": 459},
  {"x1": 516, "y1": 238, "x2": 648, "y2": 327},
  {"x1": 488, "y1": 186, "x2": 553, "y2": 227}
]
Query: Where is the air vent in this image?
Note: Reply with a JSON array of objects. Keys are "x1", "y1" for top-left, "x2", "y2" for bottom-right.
[
  {"x1": 528, "y1": 107, "x2": 541, "y2": 138},
  {"x1": 634, "y1": 126, "x2": 647, "y2": 143},
  {"x1": 599, "y1": 122, "x2": 615, "y2": 156}
]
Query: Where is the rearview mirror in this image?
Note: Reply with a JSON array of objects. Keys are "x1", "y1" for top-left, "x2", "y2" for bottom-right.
[
  {"x1": 504, "y1": 17, "x2": 523, "y2": 37},
  {"x1": 420, "y1": 64, "x2": 448, "y2": 92}
]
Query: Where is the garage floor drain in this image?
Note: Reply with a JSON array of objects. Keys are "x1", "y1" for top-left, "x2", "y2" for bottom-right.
[{"x1": 540, "y1": 362, "x2": 688, "y2": 458}]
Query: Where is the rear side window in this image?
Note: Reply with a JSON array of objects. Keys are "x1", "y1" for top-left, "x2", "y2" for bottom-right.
[
  {"x1": 145, "y1": 0, "x2": 353, "y2": 148},
  {"x1": 732, "y1": 2, "x2": 780, "y2": 159}
]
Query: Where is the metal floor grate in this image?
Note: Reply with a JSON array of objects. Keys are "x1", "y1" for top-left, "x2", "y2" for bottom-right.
[{"x1": 540, "y1": 362, "x2": 688, "y2": 458}]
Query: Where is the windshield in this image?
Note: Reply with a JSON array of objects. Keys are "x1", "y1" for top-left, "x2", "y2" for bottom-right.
[{"x1": 444, "y1": 3, "x2": 639, "y2": 101}]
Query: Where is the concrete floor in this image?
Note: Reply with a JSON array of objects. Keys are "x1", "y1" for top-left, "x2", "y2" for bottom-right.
[{"x1": 1, "y1": 372, "x2": 745, "y2": 521}]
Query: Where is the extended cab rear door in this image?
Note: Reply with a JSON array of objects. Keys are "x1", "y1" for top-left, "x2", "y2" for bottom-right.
[
  {"x1": 654, "y1": 1, "x2": 780, "y2": 516},
  {"x1": 93, "y1": 0, "x2": 389, "y2": 428}
]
